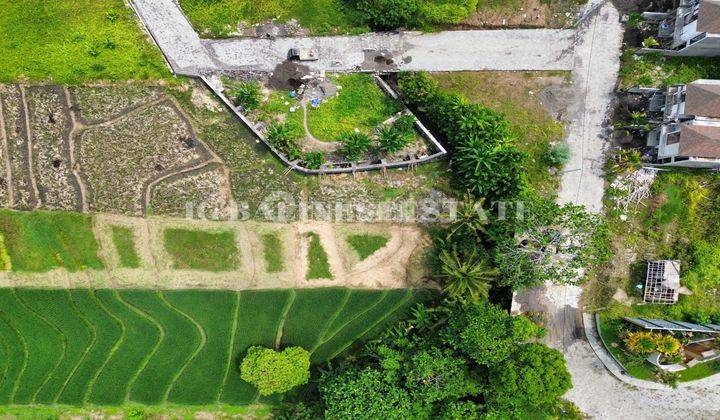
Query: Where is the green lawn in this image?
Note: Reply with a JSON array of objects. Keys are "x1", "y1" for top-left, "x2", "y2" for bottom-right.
[
  {"x1": 618, "y1": 51, "x2": 720, "y2": 89},
  {"x1": 0, "y1": 209, "x2": 104, "y2": 272},
  {"x1": 306, "y1": 74, "x2": 404, "y2": 141},
  {"x1": 0, "y1": 288, "x2": 422, "y2": 406},
  {"x1": 111, "y1": 226, "x2": 140, "y2": 268},
  {"x1": 306, "y1": 233, "x2": 332, "y2": 279},
  {"x1": 347, "y1": 234, "x2": 389, "y2": 260},
  {"x1": 261, "y1": 233, "x2": 285, "y2": 272},
  {"x1": 178, "y1": 0, "x2": 368, "y2": 37},
  {"x1": 0, "y1": 0, "x2": 171, "y2": 84},
  {"x1": 164, "y1": 228, "x2": 239, "y2": 271}
]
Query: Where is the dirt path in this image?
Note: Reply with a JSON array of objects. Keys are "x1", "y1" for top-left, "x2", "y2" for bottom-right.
[
  {"x1": 18, "y1": 85, "x2": 40, "y2": 209},
  {"x1": 301, "y1": 101, "x2": 339, "y2": 153},
  {"x1": 63, "y1": 87, "x2": 90, "y2": 213},
  {"x1": 0, "y1": 91, "x2": 13, "y2": 207}
]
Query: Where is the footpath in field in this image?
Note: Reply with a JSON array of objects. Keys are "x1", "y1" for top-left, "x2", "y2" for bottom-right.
[
  {"x1": 0, "y1": 288, "x2": 419, "y2": 406},
  {"x1": 0, "y1": 213, "x2": 428, "y2": 290}
]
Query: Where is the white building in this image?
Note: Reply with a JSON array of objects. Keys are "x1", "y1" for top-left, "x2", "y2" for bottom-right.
[{"x1": 643, "y1": 0, "x2": 720, "y2": 56}]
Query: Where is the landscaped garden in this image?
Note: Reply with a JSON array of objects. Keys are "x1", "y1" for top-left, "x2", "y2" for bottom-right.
[
  {"x1": 0, "y1": 288, "x2": 418, "y2": 405},
  {"x1": 226, "y1": 72, "x2": 434, "y2": 169},
  {"x1": 587, "y1": 166, "x2": 720, "y2": 384},
  {"x1": 0, "y1": 0, "x2": 170, "y2": 83}
]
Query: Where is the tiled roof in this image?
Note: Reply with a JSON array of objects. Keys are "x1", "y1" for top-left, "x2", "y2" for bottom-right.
[
  {"x1": 685, "y1": 81, "x2": 720, "y2": 118},
  {"x1": 698, "y1": 0, "x2": 720, "y2": 34},
  {"x1": 678, "y1": 123, "x2": 720, "y2": 158}
]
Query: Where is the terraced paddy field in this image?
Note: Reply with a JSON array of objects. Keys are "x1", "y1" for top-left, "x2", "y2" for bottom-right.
[{"x1": 0, "y1": 288, "x2": 418, "y2": 406}]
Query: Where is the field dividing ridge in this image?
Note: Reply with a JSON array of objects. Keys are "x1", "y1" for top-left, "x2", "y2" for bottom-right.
[
  {"x1": 0, "y1": 305, "x2": 26, "y2": 404},
  {"x1": 281, "y1": 288, "x2": 349, "y2": 350},
  {"x1": 88, "y1": 290, "x2": 160, "y2": 405},
  {"x1": 59, "y1": 290, "x2": 122, "y2": 405},
  {"x1": 16, "y1": 290, "x2": 94, "y2": 404},
  {"x1": 9, "y1": 289, "x2": 64, "y2": 403},
  {"x1": 123, "y1": 291, "x2": 202, "y2": 404},
  {"x1": 165, "y1": 291, "x2": 238, "y2": 404}
]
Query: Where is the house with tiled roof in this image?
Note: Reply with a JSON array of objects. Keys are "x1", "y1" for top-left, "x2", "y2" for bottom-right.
[
  {"x1": 642, "y1": 0, "x2": 720, "y2": 56},
  {"x1": 647, "y1": 79, "x2": 720, "y2": 167}
]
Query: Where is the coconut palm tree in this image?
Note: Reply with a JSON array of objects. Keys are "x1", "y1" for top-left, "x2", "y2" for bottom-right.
[{"x1": 439, "y1": 248, "x2": 498, "y2": 302}]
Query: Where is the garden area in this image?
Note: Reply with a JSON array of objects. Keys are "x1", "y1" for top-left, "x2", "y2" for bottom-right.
[
  {"x1": 0, "y1": 0, "x2": 170, "y2": 84},
  {"x1": 585, "y1": 165, "x2": 720, "y2": 384},
  {"x1": 224, "y1": 72, "x2": 437, "y2": 170}
]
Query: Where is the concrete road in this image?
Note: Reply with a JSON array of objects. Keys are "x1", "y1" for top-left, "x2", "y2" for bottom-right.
[{"x1": 205, "y1": 29, "x2": 576, "y2": 73}]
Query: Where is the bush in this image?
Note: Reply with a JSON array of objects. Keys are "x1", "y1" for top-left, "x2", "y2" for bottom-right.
[
  {"x1": 624, "y1": 332, "x2": 657, "y2": 355},
  {"x1": 266, "y1": 123, "x2": 301, "y2": 160},
  {"x1": 355, "y1": 0, "x2": 420, "y2": 29},
  {"x1": 240, "y1": 346, "x2": 310, "y2": 396},
  {"x1": 303, "y1": 152, "x2": 326, "y2": 169},
  {"x1": 338, "y1": 131, "x2": 372, "y2": 161},
  {"x1": 544, "y1": 143, "x2": 571, "y2": 167},
  {"x1": 231, "y1": 81, "x2": 262, "y2": 111}
]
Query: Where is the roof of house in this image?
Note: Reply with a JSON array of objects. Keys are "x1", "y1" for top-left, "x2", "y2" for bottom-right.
[
  {"x1": 698, "y1": 0, "x2": 720, "y2": 34},
  {"x1": 685, "y1": 81, "x2": 720, "y2": 118},
  {"x1": 678, "y1": 123, "x2": 720, "y2": 158}
]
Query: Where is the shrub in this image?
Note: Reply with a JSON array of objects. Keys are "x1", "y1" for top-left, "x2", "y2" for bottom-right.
[
  {"x1": 240, "y1": 346, "x2": 310, "y2": 396},
  {"x1": 266, "y1": 123, "x2": 301, "y2": 160},
  {"x1": 355, "y1": 0, "x2": 420, "y2": 30},
  {"x1": 303, "y1": 152, "x2": 325, "y2": 169},
  {"x1": 231, "y1": 81, "x2": 262, "y2": 111},
  {"x1": 624, "y1": 332, "x2": 657, "y2": 354},
  {"x1": 338, "y1": 131, "x2": 372, "y2": 161},
  {"x1": 654, "y1": 334, "x2": 681, "y2": 356},
  {"x1": 544, "y1": 143, "x2": 571, "y2": 167}
]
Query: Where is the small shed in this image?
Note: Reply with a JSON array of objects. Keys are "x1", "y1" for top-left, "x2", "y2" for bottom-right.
[{"x1": 643, "y1": 260, "x2": 681, "y2": 304}]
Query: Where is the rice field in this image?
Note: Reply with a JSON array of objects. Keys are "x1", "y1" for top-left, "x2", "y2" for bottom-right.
[{"x1": 0, "y1": 288, "x2": 416, "y2": 406}]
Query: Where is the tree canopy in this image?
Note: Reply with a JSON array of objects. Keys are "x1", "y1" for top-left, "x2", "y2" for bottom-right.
[{"x1": 240, "y1": 346, "x2": 310, "y2": 396}]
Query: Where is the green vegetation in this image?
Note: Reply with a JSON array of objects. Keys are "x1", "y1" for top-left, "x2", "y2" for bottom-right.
[
  {"x1": 0, "y1": 209, "x2": 103, "y2": 272},
  {"x1": 164, "y1": 228, "x2": 239, "y2": 271},
  {"x1": 590, "y1": 169, "x2": 720, "y2": 383},
  {"x1": 261, "y1": 233, "x2": 285, "y2": 272},
  {"x1": 0, "y1": 288, "x2": 417, "y2": 405},
  {"x1": 178, "y1": 0, "x2": 369, "y2": 37},
  {"x1": 278, "y1": 300, "x2": 567, "y2": 418},
  {"x1": 0, "y1": 0, "x2": 170, "y2": 83},
  {"x1": 307, "y1": 74, "x2": 403, "y2": 141},
  {"x1": 431, "y1": 71, "x2": 567, "y2": 195},
  {"x1": 227, "y1": 80, "x2": 262, "y2": 111},
  {"x1": 338, "y1": 131, "x2": 372, "y2": 161},
  {"x1": 356, "y1": 0, "x2": 478, "y2": 30},
  {"x1": 618, "y1": 52, "x2": 720, "y2": 89},
  {"x1": 240, "y1": 346, "x2": 310, "y2": 396},
  {"x1": 306, "y1": 233, "x2": 332, "y2": 279},
  {"x1": 347, "y1": 234, "x2": 389, "y2": 260},
  {"x1": 111, "y1": 226, "x2": 140, "y2": 268}
]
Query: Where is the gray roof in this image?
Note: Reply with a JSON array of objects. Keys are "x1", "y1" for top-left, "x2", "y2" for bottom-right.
[{"x1": 624, "y1": 317, "x2": 720, "y2": 333}]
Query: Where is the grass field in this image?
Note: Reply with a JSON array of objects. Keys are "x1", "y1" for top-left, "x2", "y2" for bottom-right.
[
  {"x1": 261, "y1": 233, "x2": 284, "y2": 272},
  {"x1": 0, "y1": 0, "x2": 171, "y2": 84},
  {"x1": 347, "y1": 234, "x2": 389, "y2": 261},
  {"x1": 164, "y1": 228, "x2": 239, "y2": 271},
  {"x1": 0, "y1": 210, "x2": 103, "y2": 272},
  {"x1": 306, "y1": 233, "x2": 332, "y2": 279},
  {"x1": 0, "y1": 288, "x2": 417, "y2": 406},
  {"x1": 307, "y1": 74, "x2": 403, "y2": 141},
  {"x1": 431, "y1": 71, "x2": 567, "y2": 195},
  {"x1": 111, "y1": 226, "x2": 140, "y2": 268},
  {"x1": 178, "y1": 0, "x2": 367, "y2": 37}
]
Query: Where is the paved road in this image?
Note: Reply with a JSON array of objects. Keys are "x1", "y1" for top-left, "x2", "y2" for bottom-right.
[
  {"x1": 131, "y1": 0, "x2": 574, "y2": 74},
  {"x1": 206, "y1": 29, "x2": 575, "y2": 72}
]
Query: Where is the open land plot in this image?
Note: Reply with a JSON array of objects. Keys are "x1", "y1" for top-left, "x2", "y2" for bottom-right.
[
  {"x1": 0, "y1": 212, "x2": 430, "y2": 291},
  {"x1": 0, "y1": 0, "x2": 170, "y2": 84},
  {"x1": 585, "y1": 170, "x2": 720, "y2": 382},
  {"x1": 0, "y1": 288, "x2": 420, "y2": 406},
  {"x1": 1, "y1": 81, "x2": 451, "y2": 217},
  {"x1": 462, "y1": 0, "x2": 582, "y2": 29},
  {"x1": 431, "y1": 71, "x2": 569, "y2": 195}
]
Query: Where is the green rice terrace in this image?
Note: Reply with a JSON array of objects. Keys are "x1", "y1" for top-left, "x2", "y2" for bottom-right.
[{"x1": 0, "y1": 288, "x2": 419, "y2": 405}]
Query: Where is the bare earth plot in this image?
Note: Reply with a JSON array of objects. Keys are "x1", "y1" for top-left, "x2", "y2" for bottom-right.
[{"x1": 0, "y1": 214, "x2": 429, "y2": 291}]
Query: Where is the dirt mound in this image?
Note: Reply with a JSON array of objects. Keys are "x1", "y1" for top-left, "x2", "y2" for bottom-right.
[{"x1": 268, "y1": 61, "x2": 312, "y2": 90}]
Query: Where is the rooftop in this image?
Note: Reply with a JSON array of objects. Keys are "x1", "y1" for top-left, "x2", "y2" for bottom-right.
[{"x1": 697, "y1": 0, "x2": 720, "y2": 34}]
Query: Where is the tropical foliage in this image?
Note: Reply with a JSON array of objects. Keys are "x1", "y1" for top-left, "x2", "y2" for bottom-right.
[{"x1": 240, "y1": 346, "x2": 310, "y2": 396}]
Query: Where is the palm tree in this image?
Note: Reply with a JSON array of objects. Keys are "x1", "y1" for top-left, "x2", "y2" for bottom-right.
[
  {"x1": 439, "y1": 248, "x2": 498, "y2": 302},
  {"x1": 447, "y1": 195, "x2": 488, "y2": 240}
]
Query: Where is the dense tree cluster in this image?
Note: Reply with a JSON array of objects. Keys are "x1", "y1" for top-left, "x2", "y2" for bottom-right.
[
  {"x1": 240, "y1": 346, "x2": 310, "y2": 396},
  {"x1": 276, "y1": 301, "x2": 569, "y2": 418}
]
